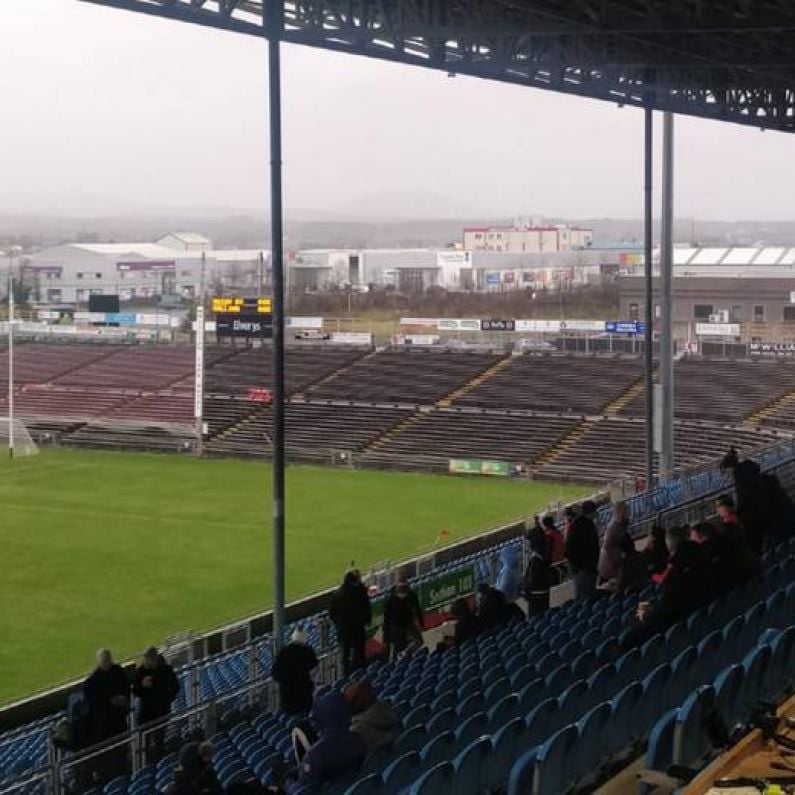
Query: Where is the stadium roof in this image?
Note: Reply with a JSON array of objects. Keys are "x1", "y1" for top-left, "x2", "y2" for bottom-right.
[{"x1": 81, "y1": 1, "x2": 795, "y2": 133}]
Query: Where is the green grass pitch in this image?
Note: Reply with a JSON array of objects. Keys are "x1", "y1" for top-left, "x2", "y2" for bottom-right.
[{"x1": 0, "y1": 448, "x2": 589, "y2": 705}]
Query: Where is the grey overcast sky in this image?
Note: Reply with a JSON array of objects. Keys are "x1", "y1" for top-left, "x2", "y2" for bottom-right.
[{"x1": 1, "y1": 0, "x2": 794, "y2": 221}]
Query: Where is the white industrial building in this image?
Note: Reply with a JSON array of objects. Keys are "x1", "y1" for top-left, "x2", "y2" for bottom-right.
[
  {"x1": 293, "y1": 247, "x2": 633, "y2": 292},
  {"x1": 22, "y1": 234, "x2": 268, "y2": 304}
]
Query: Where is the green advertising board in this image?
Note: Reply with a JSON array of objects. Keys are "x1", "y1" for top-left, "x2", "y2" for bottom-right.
[
  {"x1": 418, "y1": 565, "x2": 476, "y2": 612},
  {"x1": 449, "y1": 458, "x2": 510, "y2": 477}
]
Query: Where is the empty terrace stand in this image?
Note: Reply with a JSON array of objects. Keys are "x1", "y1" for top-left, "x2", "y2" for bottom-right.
[
  {"x1": 536, "y1": 417, "x2": 782, "y2": 484},
  {"x1": 206, "y1": 402, "x2": 412, "y2": 461},
  {"x1": 53, "y1": 345, "x2": 201, "y2": 391},
  {"x1": 203, "y1": 345, "x2": 369, "y2": 397},
  {"x1": 620, "y1": 358, "x2": 795, "y2": 423},
  {"x1": 454, "y1": 354, "x2": 643, "y2": 414},
  {"x1": 306, "y1": 349, "x2": 505, "y2": 405},
  {"x1": 361, "y1": 408, "x2": 582, "y2": 471},
  {"x1": 0, "y1": 342, "x2": 115, "y2": 386}
]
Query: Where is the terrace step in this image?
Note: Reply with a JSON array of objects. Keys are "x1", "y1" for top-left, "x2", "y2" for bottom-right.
[
  {"x1": 532, "y1": 418, "x2": 594, "y2": 468},
  {"x1": 603, "y1": 375, "x2": 646, "y2": 416},
  {"x1": 747, "y1": 388, "x2": 795, "y2": 425},
  {"x1": 436, "y1": 355, "x2": 512, "y2": 407}
]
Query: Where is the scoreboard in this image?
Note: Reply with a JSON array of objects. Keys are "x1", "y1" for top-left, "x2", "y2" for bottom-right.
[
  {"x1": 212, "y1": 297, "x2": 273, "y2": 315},
  {"x1": 213, "y1": 296, "x2": 273, "y2": 339}
]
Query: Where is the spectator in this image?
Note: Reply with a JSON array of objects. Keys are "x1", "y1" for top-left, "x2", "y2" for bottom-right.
[
  {"x1": 476, "y1": 582, "x2": 510, "y2": 631},
  {"x1": 732, "y1": 460, "x2": 770, "y2": 555},
  {"x1": 598, "y1": 501, "x2": 630, "y2": 589},
  {"x1": 495, "y1": 545, "x2": 523, "y2": 602},
  {"x1": 643, "y1": 523, "x2": 670, "y2": 580},
  {"x1": 344, "y1": 682, "x2": 401, "y2": 755},
  {"x1": 437, "y1": 598, "x2": 480, "y2": 651},
  {"x1": 690, "y1": 520, "x2": 760, "y2": 595},
  {"x1": 286, "y1": 692, "x2": 366, "y2": 793},
  {"x1": 720, "y1": 447, "x2": 739, "y2": 472},
  {"x1": 450, "y1": 597, "x2": 480, "y2": 646},
  {"x1": 167, "y1": 741, "x2": 222, "y2": 795},
  {"x1": 523, "y1": 529, "x2": 551, "y2": 616},
  {"x1": 542, "y1": 515, "x2": 565, "y2": 563},
  {"x1": 562, "y1": 506, "x2": 576, "y2": 538},
  {"x1": 83, "y1": 649, "x2": 129, "y2": 744},
  {"x1": 565, "y1": 500, "x2": 600, "y2": 600},
  {"x1": 329, "y1": 570, "x2": 372, "y2": 676},
  {"x1": 625, "y1": 525, "x2": 717, "y2": 647},
  {"x1": 133, "y1": 646, "x2": 180, "y2": 727},
  {"x1": 382, "y1": 580, "x2": 424, "y2": 661},
  {"x1": 716, "y1": 495, "x2": 744, "y2": 541},
  {"x1": 271, "y1": 629, "x2": 319, "y2": 715}
]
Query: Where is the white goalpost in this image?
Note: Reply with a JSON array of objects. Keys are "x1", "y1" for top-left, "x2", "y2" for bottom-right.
[{"x1": 0, "y1": 417, "x2": 38, "y2": 458}]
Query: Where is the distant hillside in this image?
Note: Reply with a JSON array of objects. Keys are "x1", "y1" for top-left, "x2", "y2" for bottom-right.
[{"x1": 2, "y1": 211, "x2": 795, "y2": 251}]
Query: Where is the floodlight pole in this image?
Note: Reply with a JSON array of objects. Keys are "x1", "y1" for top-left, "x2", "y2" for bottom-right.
[
  {"x1": 194, "y1": 251, "x2": 206, "y2": 457},
  {"x1": 266, "y1": 0, "x2": 287, "y2": 650},
  {"x1": 659, "y1": 112, "x2": 675, "y2": 481},
  {"x1": 7, "y1": 248, "x2": 16, "y2": 459},
  {"x1": 643, "y1": 103, "x2": 654, "y2": 488}
]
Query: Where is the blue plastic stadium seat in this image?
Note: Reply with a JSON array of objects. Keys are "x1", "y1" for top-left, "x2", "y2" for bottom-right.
[
  {"x1": 342, "y1": 773, "x2": 383, "y2": 795},
  {"x1": 577, "y1": 701, "x2": 612, "y2": 776},
  {"x1": 488, "y1": 717, "x2": 525, "y2": 791},
  {"x1": 766, "y1": 626, "x2": 795, "y2": 702},
  {"x1": 525, "y1": 698, "x2": 559, "y2": 749},
  {"x1": 713, "y1": 664, "x2": 746, "y2": 734},
  {"x1": 509, "y1": 665, "x2": 536, "y2": 692},
  {"x1": 393, "y1": 725, "x2": 427, "y2": 756},
  {"x1": 558, "y1": 679, "x2": 589, "y2": 725},
  {"x1": 407, "y1": 761, "x2": 454, "y2": 795},
  {"x1": 671, "y1": 647, "x2": 699, "y2": 703},
  {"x1": 488, "y1": 694, "x2": 520, "y2": 731},
  {"x1": 454, "y1": 712, "x2": 489, "y2": 749},
  {"x1": 534, "y1": 724, "x2": 579, "y2": 795},
  {"x1": 382, "y1": 751, "x2": 421, "y2": 792},
  {"x1": 609, "y1": 681, "x2": 644, "y2": 752},
  {"x1": 641, "y1": 663, "x2": 673, "y2": 730},
  {"x1": 741, "y1": 644, "x2": 772, "y2": 717},
  {"x1": 517, "y1": 677, "x2": 545, "y2": 715},
  {"x1": 419, "y1": 730, "x2": 455, "y2": 768},
  {"x1": 507, "y1": 746, "x2": 539, "y2": 795},
  {"x1": 484, "y1": 678, "x2": 511, "y2": 704},
  {"x1": 639, "y1": 709, "x2": 679, "y2": 795},
  {"x1": 673, "y1": 685, "x2": 716, "y2": 771},
  {"x1": 426, "y1": 707, "x2": 456, "y2": 738},
  {"x1": 452, "y1": 736, "x2": 492, "y2": 795}
]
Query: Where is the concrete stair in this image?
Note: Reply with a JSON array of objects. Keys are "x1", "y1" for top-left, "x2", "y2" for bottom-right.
[
  {"x1": 436, "y1": 355, "x2": 512, "y2": 407},
  {"x1": 603, "y1": 376, "x2": 645, "y2": 416},
  {"x1": 747, "y1": 389, "x2": 795, "y2": 425}
]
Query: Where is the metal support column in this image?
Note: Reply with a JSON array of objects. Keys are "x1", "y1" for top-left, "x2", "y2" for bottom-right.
[
  {"x1": 7, "y1": 248, "x2": 16, "y2": 459},
  {"x1": 643, "y1": 104, "x2": 654, "y2": 487},
  {"x1": 266, "y1": 0, "x2": 286, "y2": 649},
  {"x1": 194, "y1": 251, "x2": 206, "y2": 456},
  {"x1": 659, "y1": 112, "x2": 675, "y2": 481}
]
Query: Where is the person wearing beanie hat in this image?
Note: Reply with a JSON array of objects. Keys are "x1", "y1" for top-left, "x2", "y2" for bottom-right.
[
  {"x1": 271, "y1": 627, "x2": 319, "y2": 715},
  {"x1": 344, "y1": 682, "x2": 400, "y2": 755}
]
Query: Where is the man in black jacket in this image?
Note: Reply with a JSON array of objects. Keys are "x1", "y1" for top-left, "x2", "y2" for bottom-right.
[
  {"x1": 382, "y1": 580, "x2": 424, "y2": 660},
  {"x1": 271, "y1": 629, "x2": 319, "y2": 714},
  {"x1": 565, "y1": 500, "x2": 600, "y2": 600},
  {"x1": 329, "y1": 570, "x2": 372, "y2": 675},
  {"x1": 133, "y1": 647, "x2": 180, "y2": 726},
  {"x1": 133, "y1": 646, "x2": 180, "y2": 761},
  {"x1": 84, "y1": 649, "x2": 129, "y2": 744}
]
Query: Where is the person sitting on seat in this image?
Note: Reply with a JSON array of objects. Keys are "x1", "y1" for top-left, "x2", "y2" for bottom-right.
[
  {"x1": 286, "y1": 692, "x2": 366, "y2": 794},
  {"x1": 344, "y1": 682, "x2": 401, "y2": 756},
  {"x1": 690, "y1": 520, "x2": 760, "y2": 595},
  {"x1": 624, "y1": 525, "x2": 717, "y2": 648}
]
